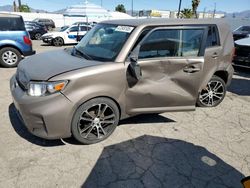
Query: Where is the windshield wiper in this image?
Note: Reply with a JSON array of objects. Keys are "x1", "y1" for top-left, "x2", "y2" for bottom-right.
[{"x1": 72, "y1": 46, "x2": 93, "y2": 60}]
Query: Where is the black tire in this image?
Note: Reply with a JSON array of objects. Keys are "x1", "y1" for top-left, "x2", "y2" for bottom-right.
[
  {"x1": 72, "y1": 97, "x2": 120, "y2": 144},
  {"x1": 0, "y1": 47, "x2": 21, "y2": 68},
  {"x1": 53, "y1": 37, "x2": 64, "y2": 46},
  {"x1": 197, "y1": 75, "x2": 226, "y2": 107},
  {"x1": 34, "y1": 33, "x2": 42, "y2": 40}
]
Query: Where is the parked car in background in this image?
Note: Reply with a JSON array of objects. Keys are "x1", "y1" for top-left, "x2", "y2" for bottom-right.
[
  {"x1": 0, "y1": 13, "x2": 35, "y2": 68},
  {"x1": 33, "y1": 18, "x2": 55, "y2": 30},
  {"x1": 233, "y1": 37, "x2": 250, "y2": 68},
  {"x1": 24, "y1": 21, "x2": 46, "y2": 30},
  {"x1": 233, "y1": 26, "x2": 250, "y2": 41},
  {"x1": 25, "y1": 22, "x2": 47, "y2": 40},
  {"x1": 41, "y1": 24, "x2": 92, "y2": 46},
  {"x1": 11, "y1": 19, "x2": 234, "y2": 144}
]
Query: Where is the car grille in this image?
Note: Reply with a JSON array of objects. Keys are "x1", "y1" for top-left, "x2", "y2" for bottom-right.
[
  {"x1": 235, "y1": 44, "x2": 250, "y2": 57},
  {"x1": 16, "y1": 70, "x2": 30, "y2": 90}
]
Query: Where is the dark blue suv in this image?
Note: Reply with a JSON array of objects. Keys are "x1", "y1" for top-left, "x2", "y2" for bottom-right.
[{"x1": 0, "y1": 13, "x2": 35, "y2": 68}]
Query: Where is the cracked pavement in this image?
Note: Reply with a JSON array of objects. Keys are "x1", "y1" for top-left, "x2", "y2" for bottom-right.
[{"x1": 0, "y1": 41, "x2": 249, "y2": 188}]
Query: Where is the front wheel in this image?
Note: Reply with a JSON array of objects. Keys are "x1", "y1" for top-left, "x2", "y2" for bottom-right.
[
  {"x1": 71, "y1": 98, "x2": 120, "y2": 144},
  {"x1": 197, "y1": 75, "x2": 226, "y2": 107},
  {"x1": 53, "y1": 37, "x2": 64, "y2": 46}
]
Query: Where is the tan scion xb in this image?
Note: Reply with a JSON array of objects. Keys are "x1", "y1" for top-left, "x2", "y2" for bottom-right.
[{"x1": 10, "y1": 18, "x2": 234, "y2": 144}]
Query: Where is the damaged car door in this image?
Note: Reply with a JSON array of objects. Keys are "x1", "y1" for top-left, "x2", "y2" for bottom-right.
[{"x1": 125, "y1": 26, "x2": 207, "y2": 114}]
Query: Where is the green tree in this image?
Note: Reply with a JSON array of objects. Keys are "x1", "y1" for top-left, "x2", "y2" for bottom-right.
[
  {"x1": 115, "y1": 4, "x2": 126, "y2": 13},
  {"x1": 180, "y1": 8, "x2": 193, "y2": 18},
  {"x1": 192, "y1": 0, "x2": 200, "y2": 18},
  {"x1": 19, "y1": 4, "x2": 30, "y2": 12}
]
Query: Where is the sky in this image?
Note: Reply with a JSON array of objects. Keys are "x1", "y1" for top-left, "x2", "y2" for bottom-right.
[{"x1": 1, "y1": 0, "x2": 249, "y2": 13}]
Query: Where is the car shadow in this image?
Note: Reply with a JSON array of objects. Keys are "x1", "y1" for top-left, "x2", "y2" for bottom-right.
[
  {"x1": 82, "y1": 135, "x2": 245, "y2": 188},
  {"x1": 119, "y1": 114, "x2": 176, "y2": 125},
  {"x1": 228, "y1": 69, "x2": 250, "y2": 96},
  {"x1": 8, "y1": 103, "x2": 65, "y2": 147}
]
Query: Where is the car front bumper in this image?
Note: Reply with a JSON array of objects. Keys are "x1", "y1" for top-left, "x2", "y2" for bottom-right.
[
  {"x1": 233, "y1": 56, "x2": 250, "y2": 68},
  {"x1": 42, "y1": 36, "x2": 53, "y2": 43},
  {"x1": 10, "y1": 75, "x2": 74, "y2": 140}
]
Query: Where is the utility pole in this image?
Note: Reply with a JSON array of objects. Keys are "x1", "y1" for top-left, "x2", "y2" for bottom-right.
[
  {"x1": 101, "y1": 0, "x2": 102, "y2": 7},
  {"x1": 177, "y1": 0, "x2": 182, "y2": 18},
  {"x1": 131, "y1": 0, "x2": 134, "y2": 17},
  {"x1": 213, "y1": 3, "x2": 216, "y2": 18},
  {"x1": 18, "y1": 0, "x2": 21, "y2": 11},
  {"x1": 13, "y1": 1, "x2": 17, "y2": 12}
]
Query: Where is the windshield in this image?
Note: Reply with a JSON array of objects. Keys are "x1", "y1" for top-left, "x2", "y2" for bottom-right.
[
  {"x1": 75, "y1": 24, "x2": 134, "y2": 61},
  {"x1": 60, "y1": 26, "x2": 69, "y2": 32}
]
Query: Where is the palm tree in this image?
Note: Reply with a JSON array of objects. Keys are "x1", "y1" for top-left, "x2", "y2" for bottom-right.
[
  {"x1": 192, "y1": 0, "x2": 200, "y2": 18},
  {"x1": 181, "y1": 8, "x2": 193, "y2": 18}
]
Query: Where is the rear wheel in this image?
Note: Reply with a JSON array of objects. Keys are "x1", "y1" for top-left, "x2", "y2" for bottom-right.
[
  {"x1": 0, "y1": 47, "x2": 21, "y2": 68},
  {"x1": 34, "y1": 33, "x2": 42, "y2": 40},
  {"x1": 197, "y1": 75, "x2": 226, "y2": 107},
  {"x1": 47, "y1": 26, "x2": 53, "y2": 31},
  {"x1": 53, "y1": 37, "x2": 64, "y2": 46},
  {"x1": 72, "y1": 98, "x2": 120, "y2": 144}
]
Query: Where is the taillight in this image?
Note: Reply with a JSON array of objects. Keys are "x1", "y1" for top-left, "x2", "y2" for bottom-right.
[{"x1": 23, "y1": 36, "x2": 32, "y2": 45}]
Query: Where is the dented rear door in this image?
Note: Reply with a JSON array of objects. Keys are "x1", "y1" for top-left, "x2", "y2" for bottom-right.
[{"x1": 125, "y1": 26, "x2": 207, "y2": 114}]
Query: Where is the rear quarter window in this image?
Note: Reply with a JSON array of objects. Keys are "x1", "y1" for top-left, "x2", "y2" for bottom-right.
[
  {"x1": 206, "y1": 25, "x2": 220, "y2": 47},
  {"x1": 0, "y1": 17, "x2": 25, "y2": 31}
]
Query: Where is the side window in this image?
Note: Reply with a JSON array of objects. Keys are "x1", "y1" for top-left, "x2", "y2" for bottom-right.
[
  {"x1": 0, "y1": 17, "x2": 25, "y2": 31},
  {"x1": 138, "y1": 29, "x2": 204, "y2": 59},
  {"x1": 206, "y1": 26, "x2": 220, "y2": 47},
  {"x1": 80, "y1": 26, "x2": 90, "y2": 31},
  {"x1": 131, "y1": 29, "x2": 151, "y2": 51},
  {"x1": 69, "y1": 26, "x2": 79, "y2": 32}
]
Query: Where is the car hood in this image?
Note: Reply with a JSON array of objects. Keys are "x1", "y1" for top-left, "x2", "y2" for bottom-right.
[
  {"x1": 17, "y1": 49, "x2": 105, "y2": 81},
  {"x1": 233, "y1": 31, "x2": 249, "y2": 35},
  {"x1": 42, "y1": 31, "x2": 62, "y2": 37},
  {"x1": 235, "y1": 37, "x2": 250, "y2": 47}
]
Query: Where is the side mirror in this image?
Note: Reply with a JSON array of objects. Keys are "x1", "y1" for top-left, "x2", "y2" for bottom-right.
[{"x1": 128, "y1": 55, "x2": 142, "y2": 80}]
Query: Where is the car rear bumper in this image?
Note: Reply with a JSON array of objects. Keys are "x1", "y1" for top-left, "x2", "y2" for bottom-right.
[
  {"x1": 226, "y1": 64, "x2": 234, "y2": 87},
  {"x1": 23, "y1": 50, "x2": 36, "y2": 56},
  {"x1": 10, "y1": 75, "x2": 73, "y2": 140}
]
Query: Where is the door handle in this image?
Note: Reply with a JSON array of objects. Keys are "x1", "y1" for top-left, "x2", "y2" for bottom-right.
[
  {"x1": 212, "y1": 53, "x2": 218, "y2": 59},
  {"x1": 183, "y1": 66, "x2": 201, "y2": 73}
]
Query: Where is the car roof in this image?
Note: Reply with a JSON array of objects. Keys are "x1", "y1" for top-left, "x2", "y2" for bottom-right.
[
  {"x1": 0, "y1": 13, "x2": 22, "y2": 18},
  {"x1": 101, "y1": 18, "x2": 227, "y2": 27}
]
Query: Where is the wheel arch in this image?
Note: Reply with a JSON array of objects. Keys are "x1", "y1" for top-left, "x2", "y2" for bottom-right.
[
  {"x1": 0, "y1": 45, "x2": 23, "y2": 56},
  {"x1": 74, "y1": 95, "x2": 122, "y2": 120},
  {"x1": 213, "y1": 70, "x2": 228, "y2": 84}
]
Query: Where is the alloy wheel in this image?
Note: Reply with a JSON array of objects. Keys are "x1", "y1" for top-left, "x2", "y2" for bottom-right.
[
  {"x1": 35, "y1": 33, "x2": 42, "y2": 40},
  {"x1": 2, "y1": 51, "x2": 18, "y2": 65},
  {"x1": 53, "y1": 38, "x2": 63, "y2": 46},
  {"x1": 199, "y1": 79, "x2": 225, "y2": 107},
  {"x1": 77, "y1": 103, "x2": 116, "y2": 141}
]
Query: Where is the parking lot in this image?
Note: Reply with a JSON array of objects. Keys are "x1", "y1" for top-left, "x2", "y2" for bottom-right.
[{"x1": 0, "y1": 40, "x2": 250, "y2": 187}]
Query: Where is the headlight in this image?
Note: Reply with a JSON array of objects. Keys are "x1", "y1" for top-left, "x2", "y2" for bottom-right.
[{"x1": 28, "y1": 81, "x2": 68, "y2": 97}]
